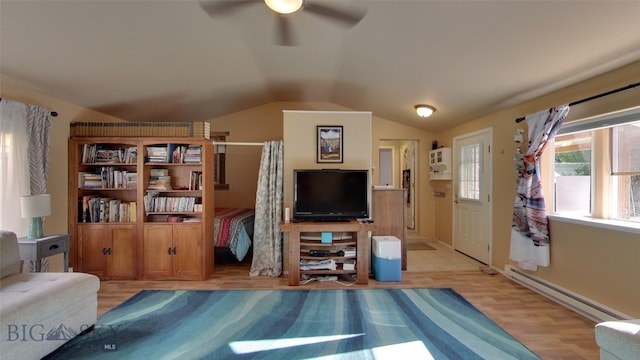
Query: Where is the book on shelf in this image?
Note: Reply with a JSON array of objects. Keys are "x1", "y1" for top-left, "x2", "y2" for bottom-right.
[
  {"x1": 80, "y1": 167, "x2": 137, "y2": 189},
  {"x1": 143, "y1": 194, "x2": 197, "y2": 213},
  {"x1": 149, "y1": 168, "x2": 169, "y2": 177},
  {"x1": 183, "y1": 145, "x2": 202, "y2": 163},
  {"x1": 80, "y1": 195, "x2": 136, "y2": 223},
  {"x1": 146, "y1": 144, "x2": 201, "y2": 163},
  {"x1": 78, "y1": 172, "x2": 90, "y2": 188},
  {"x1": 124, "y1": 147, "x2": 137, "y2": 163},
  {"x1": 96, "y1": 149, "x2": 121, "y2": 163},
  {"x1": 129, "y1": 202, "x2": 136, "y2": 222},
  {"x1": 148, "y1": 177, "x2": 172, "y2": 190},
  {"x1": 81, "y1": 196, "x2": 108, "y2": 223},
  {"x1": 80, "y1": 173, "x2": 103, "y2": 188},
  {"x1": 112, "y1": 169, "x2": 135, "y2": 189},
  {"x1": 99, "y1": 198, "x2": 110, "y2": 222},
  {"x1": 125, "y1": 172, "x2": 137, "y2": 189},
  {"x1": 149, "y1": 168, "x2": 172, "y2": 190},
  {"x1": 189, "y1": 170, "x2": 203, "y2": 190},
  {"x1": 108, "y1": 199, "x2": 120, "y2": 222},
  {"x1": 81, "y1": 196, "x2": 92, "y2": 222},
  {"x1": 81, "y1": 144, "x2": 136, "y2": 164},
  {"x1": 146, "y1": 145, "x2": 168, "y2": 163},
  {"x1": 168, "y1": 144, "x2": 190, "y2": 163},
  {"x1": 144, "y1": 192, "x2": 159, "y2": 212}
]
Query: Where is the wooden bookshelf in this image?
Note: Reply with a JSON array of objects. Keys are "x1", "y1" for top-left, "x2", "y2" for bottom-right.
[{"x1": 68, "y1": 137, "x2": 214, "y2": 280}]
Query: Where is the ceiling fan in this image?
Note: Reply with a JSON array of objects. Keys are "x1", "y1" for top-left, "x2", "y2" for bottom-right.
[{"x1": 199, "y1": 0, "x2": 366, "y2": 46}]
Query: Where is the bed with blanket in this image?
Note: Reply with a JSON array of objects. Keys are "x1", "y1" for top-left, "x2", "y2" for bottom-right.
[{"x1": 213, "y1": 208, "x2": 255, "y2": 263}]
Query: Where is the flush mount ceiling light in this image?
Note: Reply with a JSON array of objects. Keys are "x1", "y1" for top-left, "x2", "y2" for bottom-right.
[
  {"x1": 415, "y1": 104, "x2": 436, "y2": 118},
  {"x1": 264, "y1": 0, "x2": 304, "y2": 14}
]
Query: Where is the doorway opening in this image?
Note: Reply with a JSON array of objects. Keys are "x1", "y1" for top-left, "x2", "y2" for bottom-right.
[{"x1": 379, "y1": 140, "x2": 417, "y2": 232}]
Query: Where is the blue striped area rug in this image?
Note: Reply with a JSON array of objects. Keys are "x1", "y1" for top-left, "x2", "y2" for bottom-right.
[{"x1": 45, "y1": 288, "x2": 539, "y2": 360}]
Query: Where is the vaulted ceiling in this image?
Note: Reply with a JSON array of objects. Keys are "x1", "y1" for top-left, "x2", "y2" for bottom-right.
[{"x1": 2, "y1": 0, "x2": 640, "y2": 132}]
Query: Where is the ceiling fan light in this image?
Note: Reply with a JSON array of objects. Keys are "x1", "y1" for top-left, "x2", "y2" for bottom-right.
[
  {"x1": 415, "y1": 104, "x2": 436, "y2": 118},
  {"x1": 264, "y1": 0, "x2": 304, "y2": 14}
]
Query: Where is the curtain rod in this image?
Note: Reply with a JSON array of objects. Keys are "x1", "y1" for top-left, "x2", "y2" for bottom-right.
[
  {"x1": 212, "y1": 141, "x2": 264, "y2": 146},
  {"x1": 514, "y1": 82, "x2": 640, "y2": 123},
  {"x1": 0, "y1": 98, "x2": 58, "y2": 117}
]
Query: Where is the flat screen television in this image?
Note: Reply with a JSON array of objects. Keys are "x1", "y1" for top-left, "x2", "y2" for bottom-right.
[{"x1": 293, "y1": 169, "x2": 369, "y2": 222}]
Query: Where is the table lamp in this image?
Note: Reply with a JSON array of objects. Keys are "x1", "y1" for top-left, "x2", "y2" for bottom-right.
[{"x1": 20, "y1": 194, "x2": 52, "y2": 239}]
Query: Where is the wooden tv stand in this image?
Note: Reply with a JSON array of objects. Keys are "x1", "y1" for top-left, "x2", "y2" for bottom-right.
[{"x1": 281, "y1": 220, "x2": 371, "y2": 286}]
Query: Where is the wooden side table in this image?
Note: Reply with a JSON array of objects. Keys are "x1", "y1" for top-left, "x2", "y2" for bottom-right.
[{"x1": 17, "y1": 234, "x2": 70, "y2": 272}]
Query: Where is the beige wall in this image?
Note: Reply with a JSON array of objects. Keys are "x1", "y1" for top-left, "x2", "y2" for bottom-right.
[
  {"x1": 434, "y1": 60, "x2": 640, "y2": 318},
  {"x1": 207, "y1": 103, "x2": 284, "y2": 208},
  {"x1": 283, "y1": 110, "x2": 372, "y2": 213},
  {"x1": 545, "y1": 219, "x2": 639, "y2": 317}
]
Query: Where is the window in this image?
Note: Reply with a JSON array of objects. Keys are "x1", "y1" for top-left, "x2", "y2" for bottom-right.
[
  {"x1": 0, "y1": 104, "x2": 31, "y2": 234},
  {"x1": 551, "y1": 108, "x2": 640, "y2": 223},
  {"x1": 553, "y1": 131, "x2": 592, "y2": 215},
  {"x1": 611, "y1": 123, "x2": 640, "y2": 220},
  {"x1": 458, "y1": 142, "x2": 482, "y2": 201}
]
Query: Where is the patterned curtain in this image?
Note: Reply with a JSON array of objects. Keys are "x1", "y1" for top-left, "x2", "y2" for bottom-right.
[
  {"x1": 250, "y1": 141, "x2": 284, "y2": 277},
  {"x1": 510, "y1": 105, "x2": 569, "y2": 271},
  {"x1": 26, "y1": 104, "x2": 51, "y2": 196},
  {"x1": 25, "y1": 104, "x2": 52, "y2": 271}
]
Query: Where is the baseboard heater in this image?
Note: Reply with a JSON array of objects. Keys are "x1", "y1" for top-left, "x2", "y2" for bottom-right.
[{"x1": 504, "y1": 265, "x2": 632, "y2": 323}]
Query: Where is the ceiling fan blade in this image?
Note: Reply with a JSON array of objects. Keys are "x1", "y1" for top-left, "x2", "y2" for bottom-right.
[
  {"x1": 303, "y1": 2, "x2": 366, "y2": 28},
  {"x1": 276, "y1": 15, "x2": 296, "y2": 46},
  {"x1": 198, "y1": 0, "x2": 259, "y2": 18}
]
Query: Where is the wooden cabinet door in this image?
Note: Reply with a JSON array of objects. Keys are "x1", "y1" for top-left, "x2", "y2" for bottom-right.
[
  {"x1": 78, "y1": 224, "x2": 107, "y2": 277},
  {"x1": 143, "y1": 225, "x2": 173, "y2": 278},
  {"x1": 173, "y1": 224, "x2": 203, "y2": 278},
  {"x1": 108, "y1": 224, "x2": 137, "y2": 279}
]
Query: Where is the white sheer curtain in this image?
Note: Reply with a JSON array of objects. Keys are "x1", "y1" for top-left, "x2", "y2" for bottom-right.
[
  {"x1": 250, "y1": 141, "x2": 284, "y2": 277},
  {"x1": 0, "y1": 100, "x2": 31, "y2": 235},
  {"x1": 0, "y1": 99, "x2": 52, "y2": 271}
]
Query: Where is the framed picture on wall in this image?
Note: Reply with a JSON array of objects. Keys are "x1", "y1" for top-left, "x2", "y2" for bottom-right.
[{"x1": 317, "y1": 125, "x2": 343, "y2": 163}]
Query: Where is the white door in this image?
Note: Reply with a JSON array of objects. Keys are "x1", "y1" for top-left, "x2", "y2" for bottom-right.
[{"x1": 453, "y1": 128, "x2": 492, "y2": 264}]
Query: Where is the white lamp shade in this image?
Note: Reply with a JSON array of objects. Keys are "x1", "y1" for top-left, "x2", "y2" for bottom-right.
[{"x1": 20, "y1": 194, "x2": 52, "y2": 218}]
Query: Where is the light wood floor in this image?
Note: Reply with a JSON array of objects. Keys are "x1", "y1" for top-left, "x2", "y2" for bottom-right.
[{"x1": 97, "y1": 243, "x2": 600, "y2": 360}]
